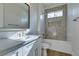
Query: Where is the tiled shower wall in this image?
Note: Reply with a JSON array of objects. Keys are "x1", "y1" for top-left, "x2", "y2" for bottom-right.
[
  {"x1": 45, "y1": 20, "x2": 66, "y2": 41},
  {"x1": 45, "y1": 5, "x2": 67, "y2": 41}
]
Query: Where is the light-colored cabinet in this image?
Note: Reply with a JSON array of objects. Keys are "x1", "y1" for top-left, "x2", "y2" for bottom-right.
[
  {"x1": 28, "y1": 38, "x2": 41, "y2": 56},
  {"x1": 4, "y1": 38, "x2": 41, "y2": 56},
  {"x1": 22, "y1": 40, "x2": 36, "y2": 56},
  {"x1": 0, "y1": 3, "x2": 29, "y2": 30},
  {"x1": 34, "y1": 38, "x2": 41, "y2": 56}
]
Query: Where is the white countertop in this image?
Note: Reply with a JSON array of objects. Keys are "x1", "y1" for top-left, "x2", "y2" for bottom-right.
[
  {"x1": 0, "y1": 39, "x2": 23, "y2": 52},
  {"x1": 5, "y1": 40, "x2": 36, "y2": 56},
  {"x1": 0, "y1": 35, "x2": 40, "y2": 55}
]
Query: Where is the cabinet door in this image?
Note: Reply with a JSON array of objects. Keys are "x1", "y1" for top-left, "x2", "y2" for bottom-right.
[
  {"x1": 4, "y1": 3, "x2": 28, "y2": 28},
  {"x1": 33, "y1": 43, "x2": 40, "y2": 56},
  {"x1": 0, "y1": 4, "x2": 3, "y2": 27},
  {"x1": 34, "y1": 38, "x2": 41, "y2": 56},
  {"x1": 28, "y1": 38, "x2": 41, "y2": 56},
  {"x1": 22, "y1": 41, "x2": 36, "y2": 56}
]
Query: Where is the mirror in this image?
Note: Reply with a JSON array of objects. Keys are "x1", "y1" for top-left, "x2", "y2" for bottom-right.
[{"x1": 0, "y1": 3, "x2": 30, "y2": 31}]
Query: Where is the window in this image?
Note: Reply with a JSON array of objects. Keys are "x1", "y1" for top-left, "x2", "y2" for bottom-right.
[
  {"x1": 47, "y1": 12, "x2": 54, "y2": 18},
  {"x1": 55, "y1": 10, "x2": 63, "y2": 17},
  {"x1": 47, "y1": 10, "x2": 63, "y2": 18}
]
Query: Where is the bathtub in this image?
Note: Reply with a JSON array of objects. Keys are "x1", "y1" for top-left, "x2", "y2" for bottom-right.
[{"x1": 42, "y1": 39, "x2": 72, "y2": 55}]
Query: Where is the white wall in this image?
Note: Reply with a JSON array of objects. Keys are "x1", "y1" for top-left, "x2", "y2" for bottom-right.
[
  {"x1": 29, "y1": 3, "x2": 39, "y2": 34},
  {"x1": 29, "y1": 3, "x2": 45, "y2": 35},
  {"x1": 67, "y1": 3, "x2": 79, "y2": 55},
  {"x1": 37, "y1": 4, "x2": 45, "y2": 35}
]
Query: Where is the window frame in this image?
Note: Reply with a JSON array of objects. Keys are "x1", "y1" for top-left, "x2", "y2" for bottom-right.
[{"x1": 47, "y1": 10, "x2": 63, "y2": 19}]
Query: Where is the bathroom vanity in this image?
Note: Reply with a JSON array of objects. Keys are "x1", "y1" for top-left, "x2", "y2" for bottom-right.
[
  {"x1": 0, "y1": 35, "x2": 41, "y2": 56},
  {"x1": 0, "y1": 3, "x2": 41, "y2": 56}
]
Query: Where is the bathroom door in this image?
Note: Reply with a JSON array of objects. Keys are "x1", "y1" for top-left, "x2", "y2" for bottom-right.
[{"x1": 45, "y1": 5, "x2": 67, "y2": 41}]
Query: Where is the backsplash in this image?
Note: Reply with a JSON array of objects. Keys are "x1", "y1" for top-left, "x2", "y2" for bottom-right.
[
  {"x1": 0, "y1": 29, "x2": 30, "y2": 39},
  {"x1": 0, "y1": 32, "x2": 16, "y2": 39}
]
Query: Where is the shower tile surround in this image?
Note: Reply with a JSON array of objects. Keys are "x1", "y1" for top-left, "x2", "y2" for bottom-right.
[
  {"x1": 45, "y1": 20, "x2": 66, "y2": 40},
  {"x1": 45, "y1": 5, "x2": 67, "y2": 41}
]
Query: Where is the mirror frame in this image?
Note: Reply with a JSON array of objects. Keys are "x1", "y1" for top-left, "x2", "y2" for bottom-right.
[{"x1": 25, "y1": 3, "x2": 30, "y2": 29}]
